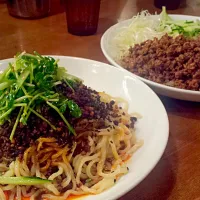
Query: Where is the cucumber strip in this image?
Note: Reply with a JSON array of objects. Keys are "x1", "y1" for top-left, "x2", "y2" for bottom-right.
[{"x1": 0, "y1": 176, "x2": 51, "y2": 185}]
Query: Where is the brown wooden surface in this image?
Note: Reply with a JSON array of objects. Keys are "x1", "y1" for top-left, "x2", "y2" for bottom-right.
[{"x1": 1, "y1": 0, "x2": 200, "y2": 199}]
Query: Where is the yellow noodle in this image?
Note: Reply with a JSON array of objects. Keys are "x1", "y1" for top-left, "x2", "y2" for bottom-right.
[
  {"x1": 37, "y1": 147, "x2": 56, "y2": 157},
  {"x1": 19, "y1": 164, "x2": 29, "y2": 177},
  {"x1": 44, "y1": 183, "x2": 60, "y2": 196},
  {"x1": 30, "y1": 163, "x2": 37, "y2": 176},
  {"x1": 37, "y1": 138, "x2": 56, "y2": 151},
  {"x1": 86, "y1": 158, "x2": 99, "y2": 179},
  {"x1": 0, "y1": 164, "x2": 8, "y2": 171},
  {"x1": 0, "y1": 188, "x2": 6, "y2": 200},
  {"x1": 52, "y1": 146, "x2": 68, "y2": 160},
  {"x1": 91, "y1": 177, "x2": 115, "y2": 193},
  {"x1": 0, "y1": 95, "x2": 143, "y2": 199},
  {"x1": 22, "y1": 161, "x2": 30, "y2": 175},
  {"x1": 67, "y1": 143, "x2": 77, "y2": 162},
  {"x1": 16, "y1": 185, "x2": 21, "y2": 200},
  {"x1": 76, "y1": 131, "x2": 92, "y2": 139},
  {"x1": 40, "y1": 159, "x2": 51, "y2": 172},
  {"x1": 62, "y1": 152, "x2": 69, "y2": 165},
  {"x1": 30, "y1": 189, "x2": 43, "y2": 200},
  {"x1": 48, "y1": 166, "x2": 63, "y2": 180},
  {"x1": 39, "y1": 152, "x2": 52, "y2": 164},
  {"x1": 75, "y1": 153, "x2": 100, "y2": 184},
  {"x1": 109, "y1": 136, "x2": 120, "y2": 160},
  {"x1": 3, "y1": 170, "x2": 14, "y2": 177},
  {"x1": 2, "y1": 185, "x2": 15, "y2": 191},
  {"x1": 127, "y1": 140, "x2": 144, "y2": 154},
  {"x1": 21, "y1": 186, "x2": 35, "y2": 197},
  {"x1": 14, "y1": 159, "x2": 21, "y2": 177},
  {"x1": 23, "y1": 146, "x2": 34, "y2": 164}
]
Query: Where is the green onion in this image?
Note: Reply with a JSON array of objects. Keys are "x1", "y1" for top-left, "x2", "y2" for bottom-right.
[
  {"x1": 46, "y1": 101, "x2": 75, "y2": 135},
  {"x1": 29, "y1": 108, "x2": 56, "y2": 131},
  {"x1": 10, "y1": 107, "x2": 23, "y2": 141},
  {"x1": 0, "y1": 176, "x2": 51, "y2": 185},
  {"x1": 0, "y1": 52, "x2": 82, "y2": 140}
]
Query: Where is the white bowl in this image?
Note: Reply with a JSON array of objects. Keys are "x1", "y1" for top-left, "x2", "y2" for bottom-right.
[
  {"x1": 101, "y1": 14, "x2": 200, "y2": 102},
  {"x1": 0, "y1": 56, "x2": 169, "y2": 200}
]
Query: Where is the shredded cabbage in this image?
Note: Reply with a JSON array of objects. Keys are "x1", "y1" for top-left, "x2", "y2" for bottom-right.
[
  {"x1": 111, "y1": 10, "x2": 167, "y2": 57},
  {"x1": 111, "y1": 7, "x2": 200, "y2": 59}
]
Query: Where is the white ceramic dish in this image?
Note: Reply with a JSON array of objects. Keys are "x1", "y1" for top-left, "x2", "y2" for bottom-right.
[
  {"x1": 0, "y1": 56, "x2": 169, "y2": 200},
  {"x1": 101, "y1": 14, "x2": 200, "y2": 102}
]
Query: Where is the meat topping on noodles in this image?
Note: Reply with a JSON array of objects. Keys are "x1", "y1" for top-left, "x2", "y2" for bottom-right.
[
  {"x1": 0, "y1": 52, "x2": 142, "y2": 200},
  {"x1": 0, "y1": 82, "x2": 135, "y2": 162}
]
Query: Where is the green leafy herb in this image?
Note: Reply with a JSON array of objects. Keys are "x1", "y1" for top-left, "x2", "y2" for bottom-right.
[
  {"x1": 67, "y1": 100, "x2": 82, "y2": 118},
  {"x1": 0, "y1": 51, "x2": 83, "y2": 141}
]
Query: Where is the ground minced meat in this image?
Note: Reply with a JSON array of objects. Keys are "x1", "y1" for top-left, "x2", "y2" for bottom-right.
[
  {"x1": 0, "y1": 82, "x2": 135, "y2": 162},
  {"x1": 122, "y1": 34, "x2": 200, "y2": 91}
]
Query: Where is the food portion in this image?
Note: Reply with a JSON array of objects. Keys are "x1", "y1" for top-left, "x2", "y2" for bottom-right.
[
  {"x1": 123, "y1": 34, "x2": 200, "y2": 90},
  {"x1": 111, "y1": 10, "x2": 165, "y2": 57},
  {"x1": 112, "y1": 7, "x2": 200, "y2": 91},
  {"x1": 113, "y1": 7, "x2": 200, "y2": 55},
  {"x1": 0, "y1": 52, "x2": 142, "y2": 200}
]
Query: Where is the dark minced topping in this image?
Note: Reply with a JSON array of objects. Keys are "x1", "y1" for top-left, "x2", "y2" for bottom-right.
[
  {"x1": 122, "y1": 34, "x2": 200, "y2": 91},
  {"x1": 0, "y1": 82, "x2": 134, "y2": 162},
  {"x1": 56, "y1": 82, "x2": 114, "y2": 120},
  {"x1": 0, "y1": 104, "x2": 74, "y2": 162}
]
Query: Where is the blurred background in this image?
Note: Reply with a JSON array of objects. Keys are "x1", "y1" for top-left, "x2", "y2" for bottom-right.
[{"x1": 0, "y1": 0, "x2": 199, "y2": 60}]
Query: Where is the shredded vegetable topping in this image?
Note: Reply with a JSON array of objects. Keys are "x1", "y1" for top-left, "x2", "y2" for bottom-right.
[
  {"x1": 112, "y1": 7, "x2": 200, "y2": 58},
  {"x1": 112, "y1": 10, "x2": 166, "y2": 56},
  {"x1": 0, "y1": 52, "x2": 82, "y2": 141}
]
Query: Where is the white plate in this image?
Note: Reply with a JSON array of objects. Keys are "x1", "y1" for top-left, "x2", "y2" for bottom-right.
[
  {"x1": 101, "y1": 14, "x2": 200, "y2": 102},
  {"x1": 0, "y1": 56, "x2": 169, "y2": 200}
]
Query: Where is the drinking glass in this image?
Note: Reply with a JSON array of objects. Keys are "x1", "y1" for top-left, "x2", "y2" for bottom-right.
[{"x1": 65, "y1": 0, "x2": 101, "y2": 36}]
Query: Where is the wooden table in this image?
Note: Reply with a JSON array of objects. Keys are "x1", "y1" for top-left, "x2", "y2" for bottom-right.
[{"x1": 1, "y1": 0, "x2": 200, "y2": 199}]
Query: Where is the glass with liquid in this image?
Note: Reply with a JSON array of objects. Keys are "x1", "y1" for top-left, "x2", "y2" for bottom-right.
[{"x1": 65, "y1": 0, "x2": 101, "y2": 36}]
